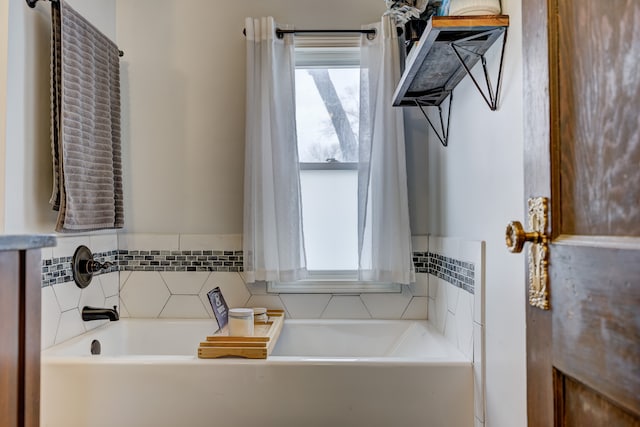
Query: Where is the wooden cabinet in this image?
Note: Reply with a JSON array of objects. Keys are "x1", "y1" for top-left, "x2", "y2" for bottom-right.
[{"x1": 0, "y1": 235, "x2": 55, "y2": 427}]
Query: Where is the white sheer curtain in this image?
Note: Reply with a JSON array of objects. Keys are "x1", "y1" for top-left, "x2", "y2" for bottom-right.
[
  {"x1": 358, "y1": 16, "x2": 415, "y2": 284},
  {"x1": 243, "y1": 17, "x2": 307, "y2": 283}
]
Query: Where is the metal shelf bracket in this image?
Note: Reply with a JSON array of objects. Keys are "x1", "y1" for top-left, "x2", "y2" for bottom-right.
[
  {"x1": 414, "y1": 94, "x2": 453, "y2": 147},
  {"x1": 450, "y1": 28, "x2": 508, "y2": 111}
]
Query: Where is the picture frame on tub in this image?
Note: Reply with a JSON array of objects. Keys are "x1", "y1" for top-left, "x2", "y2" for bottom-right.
[{"x1": 207, "y1": 287, "x2": 229, "y2": 329}]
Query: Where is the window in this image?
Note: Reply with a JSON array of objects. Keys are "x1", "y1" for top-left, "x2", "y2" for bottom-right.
[{"x1": 269, "y1": 37, "x2": 400, "y2": 293}]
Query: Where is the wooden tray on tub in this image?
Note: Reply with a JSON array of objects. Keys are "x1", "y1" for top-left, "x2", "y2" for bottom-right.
[{"x1": 198, "y1": 309, "x2": 285, "y2": 359}]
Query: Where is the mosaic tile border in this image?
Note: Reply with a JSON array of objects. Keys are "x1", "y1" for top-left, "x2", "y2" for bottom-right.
[
  {"x1": 41, "y1": 250, "x2": 118, "y2": 287},
  {"x1": 41, "y1": 249, "x2": 473, "y2": 292},
  {"x1": 118, "y1": 250, "x2": 244, "y2": 272},
  {"x1": 429, "y1": 252, "x2": 475, "y2": 294},
  {"x1": 412, "y1": 252, "x2": 429, "y2": 274}
]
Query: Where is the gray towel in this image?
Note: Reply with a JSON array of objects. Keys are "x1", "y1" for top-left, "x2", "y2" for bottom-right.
[{"x1": 50, "y1": 0, "x2": 124, "y2": 232}]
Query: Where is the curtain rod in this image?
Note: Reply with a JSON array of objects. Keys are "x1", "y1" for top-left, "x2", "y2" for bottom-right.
[
  {"x1": 242, "y1": 28, "x2": 379, "y2": 40},
  {"x1": 276, "y1": 29, "x2": 377, "y2": 39},
  {"x1": 25, "y1": 0, "x2": 124, "y2": 57}
]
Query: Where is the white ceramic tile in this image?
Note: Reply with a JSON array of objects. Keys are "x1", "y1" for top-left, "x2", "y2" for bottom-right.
[
  {"x1": 446, "y1": 281, "x2": 460, "y2": 314},
  {"x1": 455, "y1": 291, "x2": 474, "y2": 359},
  {"x1": 41, "y1": 246, "x2": 54, "y2": 262},
  {"x1": 433, "y1": 281, "x2": 448, "y2": 333},
  {"x1": 200, "y1": 272, "x2": 251, "y2": 317},
  {"x1": 402, "y1": 297, "x2": 428, "y2": 320},
  {"x1": 444, "y1": 311, "x2": 458, "y2": 348},
  {"x1": 279, "y1": 294, "x2": 331, "y2": 318},
  {"x1": 474, "y1": 269, "x2": 484, "y2": 326},
  {"x1": 460, "y1": 240, "x2": 483, "y2": 269},
  {"x1": 411, "y1": 235, "x2": 429, "y2": 252},
  {"x1": 428, "y1": 276, "x2": 440, "y2": 300},
  {"x1": 52, "y1": 281, "x2": 81, "y2": 311},
  {"x1": 99, "y1": 272, "x2": 120, "y2": 297},
  {"x1": 179, "y1": 234, "x2": 242, "y2": 251},
  {"x1": 78, "y1": 280, "x2": 106, "y2": 311},
  {"x1": 118, "y1": 299, "x2": 130, "y2": 318},
  {"x1": 119, "y1": 270, "x2": 132, "y2": 290},
  {"x1": 41, "y1": 287, "x2": 61, "y2": 349},
  {"x1": 428, "y1": 235, "x2": 443, "y2": 254},
  {"x1": 462, "y1": 241, "x2": 485, "y2": 326},
  {"x1": 428, "y1": 297, "x2": 436, "y2": 326},
  {"x1": 161, "y1": 271, "x2": 209, "y2": 294},
  {"x1": 89, "y1": 233, "x2": 118, "y2": 253},
  {"x1": 474, "y1": 322, "x2": 486, "y2": 422},
  {"x1": 245, "y1": 295, "x2": 288, "y2": 315},
  {"x1": 105, "y1": 295, "x2": 119, "y2": 311},
  {"x1": 360, "y1": 287, "x2": 412, "y2": 319},
  {"x1": 53, "y1": 235, "x2": 89, "y2": 258},
  {"x1": 244, "y1": 281, "x2": 267, "y2": 295},
  {"x1": 441, "y1": 236, "x2": 461, "y2": 260},
  {"x1": 409, "y1": 274, "x2": 428, "y2": 297},
  {"x1": 120, "y1": 272, "x2": 170, "y2": 318},
  {"x1": 160, "y1": 295, "x2": 209, "y2": 318},
  {"x1": 321, "y1": 296, "x2": 371, "y2": 319},
  {"x1": 55, "y1": 309, "x2": 86, "y2": 344},
  {"x1": 117, "y1": 233, "x2": 179, "y2": 251}
]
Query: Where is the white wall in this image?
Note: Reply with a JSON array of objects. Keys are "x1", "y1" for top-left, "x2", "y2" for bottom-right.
[
  {"x1": 116, "y1": 0, "x2": 394, "y2": 234},
  {"x1": 2, "y1": 0, "x2": 116, "y2": 233},
  {"x1": 424, "y1": 1, "x2": 527, "y2": 426}
]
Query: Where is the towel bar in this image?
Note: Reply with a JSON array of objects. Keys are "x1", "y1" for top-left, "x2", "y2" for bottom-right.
[{"x1": 25, "y1": 0, "x2": 125, "y2": 57}]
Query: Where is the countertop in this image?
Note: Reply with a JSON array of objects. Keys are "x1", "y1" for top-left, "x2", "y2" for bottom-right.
[{"x1": 0, "y1": 235, "x2": 57, "y2": 251}]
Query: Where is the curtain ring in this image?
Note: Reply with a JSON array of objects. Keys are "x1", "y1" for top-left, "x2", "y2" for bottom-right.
[{"x1": 367, "y1": 29, "x2": 377, "y2": 41}]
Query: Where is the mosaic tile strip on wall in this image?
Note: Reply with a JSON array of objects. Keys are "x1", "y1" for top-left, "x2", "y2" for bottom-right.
[
  {"x1": 414, "y1": 252, "x2": 475, "y2": 294},
  {"x1": 119, "y1": 250, "x2": 244, "y2": 272},
  {"x1": 41, "y1": 250, "x2": 118, "y2": 287},
  {"x1": 42, "y1": 249, "x2": 474, "y2": 290},
  {"x1": 428, "y1": 252, "x2": 475, "y2": 294}
]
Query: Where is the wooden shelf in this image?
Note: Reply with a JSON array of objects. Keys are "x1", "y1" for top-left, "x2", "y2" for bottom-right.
[
  {"x1": 198, "y1": 310, "x2": 285, "y2": 359},
  {"x1": 392, "y1": 15, "x2": 509, "y2": 107}
]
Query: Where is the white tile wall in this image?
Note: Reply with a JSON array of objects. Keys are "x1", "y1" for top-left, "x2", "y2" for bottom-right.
[
  {"x1": 160, "y1": 295, "x2": 209, "y2": 318},
  {"x1": 40, "y1": 234, "x2": 120, "y2": 349},
  {"x1": 427, "y1": 235, "x2": 486, "y2": 427},
  {"x1": 321, "y1": 296, "x2": 371, "y2": 319},
  {"x1": 116, "y1": 233, "x2": 430, "y2": 323},
  {"x1": 41, "y1": 233, "x2": 487, "y2": 426},
  {"x1": 120, "y1": 272, "x2": 170, "y2": 317},
  {"x1": 42, "y1": 233, "x2": 431, "y2": 348}
]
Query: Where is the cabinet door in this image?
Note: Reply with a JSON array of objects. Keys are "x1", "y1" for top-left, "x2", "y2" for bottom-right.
[
  {"x1": 24, "y1": 249, "x2": 41, "y2": 427},
  {"x1": 0, "y1": 251, "x2": 20, "y2": 427}
]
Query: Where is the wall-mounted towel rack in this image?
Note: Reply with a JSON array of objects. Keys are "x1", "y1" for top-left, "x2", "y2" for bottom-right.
[{"x1": 25, "y1": 0, "x2": 125, "y2": 57}]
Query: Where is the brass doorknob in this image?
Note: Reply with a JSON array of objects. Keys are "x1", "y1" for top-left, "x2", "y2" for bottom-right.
[{"x1": 505, "y1": 221, "x2": 542, "y2": 253}]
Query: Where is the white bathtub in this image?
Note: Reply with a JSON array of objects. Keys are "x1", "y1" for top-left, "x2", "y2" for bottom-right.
[{"x1": 41, "y1": 318, "x2": 473, "y2": 427}]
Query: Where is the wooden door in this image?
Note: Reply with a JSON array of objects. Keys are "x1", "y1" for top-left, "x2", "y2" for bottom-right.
[{"x1": 521, "y1": 0, "x2": 640, "y2": 426}]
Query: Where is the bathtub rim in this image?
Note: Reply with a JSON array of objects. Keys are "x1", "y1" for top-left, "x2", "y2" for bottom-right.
[{"x1": 41, "y1": 317, "x2": 471, "y2": 366}]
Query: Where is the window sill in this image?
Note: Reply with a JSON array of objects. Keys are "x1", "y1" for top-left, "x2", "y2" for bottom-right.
[{"x1": 267, "y1": 280, "x2": 401, "y2": 294}]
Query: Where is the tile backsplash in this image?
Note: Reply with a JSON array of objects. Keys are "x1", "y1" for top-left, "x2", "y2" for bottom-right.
[
  {"x1": 117, "y1": 234, "x2": 430, "y2": 322},
  {"x1": 41, "y1": 234, "x2": 430, "y2": 349},
  {"x1": 427, "y1": 236, "x2": 486, "y2": 427},
  {"x1": 40, "y1": 232, "x2": 486, "y2": 427},
  {"x1": 40, "y1": 233, "x2": 120, "y2": 349}
]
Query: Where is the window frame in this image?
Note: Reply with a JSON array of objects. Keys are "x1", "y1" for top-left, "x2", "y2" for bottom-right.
[{"x1": 268, "y1": 36, "x2": 400, "y2": 294}]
